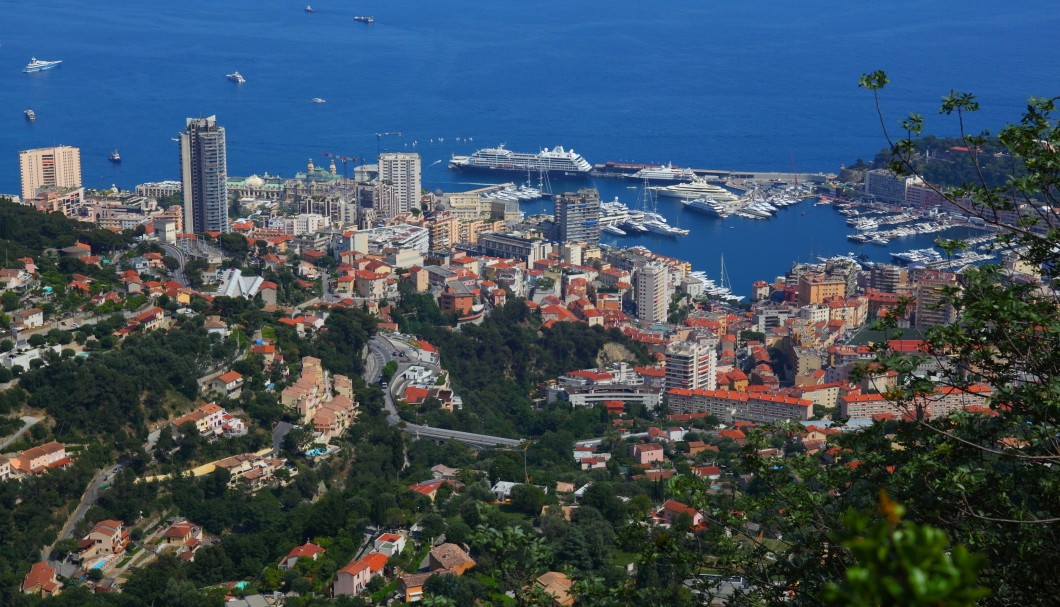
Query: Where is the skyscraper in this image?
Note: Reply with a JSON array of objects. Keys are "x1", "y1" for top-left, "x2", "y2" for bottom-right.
[
  {"x1": 377, "y1": 152, "x2": 421, "y2": 219},
  {"x1": 554, "y1": 189, "x2": 601, "y2": 245},
  {"x1": 19, "y1": 146, "x2": 82, "y2": 200},
  {"x1": 635, "y1": 261, "x2": 669, "y2": 323},
  {"x1": 180, "y1": 116, "x2": 228, "y2": 234}
]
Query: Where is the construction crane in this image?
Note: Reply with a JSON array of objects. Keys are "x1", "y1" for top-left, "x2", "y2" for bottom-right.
[
  {"x1": 321, "y1": 152, "x2": 362, "y2": 181},
  {"x1": 375, "y1": 131, "x2": 402, "y2": 156}
]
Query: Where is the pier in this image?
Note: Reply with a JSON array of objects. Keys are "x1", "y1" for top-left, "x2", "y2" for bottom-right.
[{"x1": 590, "y1": 161, "x2": 834, "y2": 186}]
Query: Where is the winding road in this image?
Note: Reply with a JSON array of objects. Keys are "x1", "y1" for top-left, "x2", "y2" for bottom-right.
[{"x1": 366, "y1": 335, "x2": 521, "y2": 448}]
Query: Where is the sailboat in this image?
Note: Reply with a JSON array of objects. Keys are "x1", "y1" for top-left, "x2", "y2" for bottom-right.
[{"x1": 714, "y1": 254, "x2": 744, "y2": 302}]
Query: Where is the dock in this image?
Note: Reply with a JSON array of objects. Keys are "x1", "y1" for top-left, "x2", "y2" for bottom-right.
[{"x1": 590, "y1": 161, "x2": 834, "y2": 186}]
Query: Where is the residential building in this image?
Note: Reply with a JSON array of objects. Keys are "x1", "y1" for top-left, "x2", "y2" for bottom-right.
[
  {"x1": 635, "y1": 262, "x2": 669, "y2": 323},
  {"x1": 22, "y1": 562, "x2": 61, "y2": 597},
  {"x1": 334, "y1": 553, "x2": 387, "y2": 597},
  {"x1": 477, "y1": 231, "x2": 553, "y2": 267},
  {"x1": 378, "y1": 152, "x2": 421, "y2": 219},
  {"x1": 657, "y1": 499, "x2": 705, "y2": 528},
  {"x1": 914, "y1": 270, "x2": 959, "y2": 329},
  {"x1": 534, "y1": 571, "x2": 574, "y2": 607},
  {"x1": 665, "y1": 336, "x2": 718, "y2": 391},
  {"x1": 399, "y1": 572, "x2": 432, "y2": 603},
  {"x1": 554, "y1": 189, "x2": 601, "y2": 245},
  {"x1": 797, "y1": 272, "x2": 846, "y2": 306},
  {"x1": 180, "y1": 115, "x2": 228, "y2": 234},
  {"x1": 667, "y1": 388, "x2": 813, "y2": 424},
  {"x1": 211, "y1": 371, "x2": 244, "y2": 399},
  {"x1": 630, "y1": 442, "x2": 665, "y2": 465},
  {"x1": 278, "y1": 543, "x2": 325, "y2": 571},
  {"x1": 10, "y1": 441, "x2": 69, "y2": 476},
  {"x1": 373, "y1": 533, "x2": 407, "y2": 558},
  {"x1": 428, "y1": 543, "x2": 476, "y2": 575},
  {"x1": 19, "y1": 145, "x2": 81, "y2": 201},
  {"x1": 864, "y1": 168, "x2": 913, "y2": 203},
  {"x1": 77, "y1": 520, "x2": 129, "y2": 562}
]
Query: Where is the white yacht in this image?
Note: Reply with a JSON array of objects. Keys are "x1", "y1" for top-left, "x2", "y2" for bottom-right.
[
  {"x1": 227, "y1": 71, "x2": 246, "y2": 84},
  {"x1": 653, "y1": 178, "x2": 739, "y2": 202},
  {"x1": 632, "y1": 163, "x2": 696, "y2": 182}
]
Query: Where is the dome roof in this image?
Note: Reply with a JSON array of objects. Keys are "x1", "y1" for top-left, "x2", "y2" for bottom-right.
[{"x1": 245, "y1": 174, "x2": 265, "y2": 188}]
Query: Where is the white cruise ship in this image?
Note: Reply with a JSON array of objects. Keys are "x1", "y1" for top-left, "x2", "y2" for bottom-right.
[
  {"x1": 449, "y1": 144, "x2": 591, "y2": 177},
  {"x1": 632, "y1": 163, "x2": 696, "y2": 182},
  {"x1": 652, "y1": 178, "x2": 739, "y2": 202}
]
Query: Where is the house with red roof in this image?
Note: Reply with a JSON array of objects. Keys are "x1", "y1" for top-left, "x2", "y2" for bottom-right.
[
  {"x1": 657, "y1": 499, "x2": 705, "y2": 529},
  {"x1": 372, "y1": 533, "x2": 407, "y2": 557},
  {"x1": 210, "y1": 370, "x2": 244, "y2": 399},
  {"x1": 334, "y1": 553, "x2": 388, "y2": 596},
  {"x1": 629, "y1": 442, "x2": 665, "y2": 465},
  {"x1": 278, "y1": 542, "x2": 325, "y2": 571},
  {"x1": 22, "y1": 561, "x2": 61, "y2": 597}
]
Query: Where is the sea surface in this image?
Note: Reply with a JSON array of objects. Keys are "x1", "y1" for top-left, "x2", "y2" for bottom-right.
[{"x1": 2, "y1": 0, "x2": 1058, "y2": 292}]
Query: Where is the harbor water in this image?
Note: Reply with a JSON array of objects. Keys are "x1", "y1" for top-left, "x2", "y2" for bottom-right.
[{"x1": 1, "y1": 0, "x2": 1055, "y2": 292}]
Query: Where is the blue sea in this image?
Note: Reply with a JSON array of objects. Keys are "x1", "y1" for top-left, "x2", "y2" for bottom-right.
[{"x1": 2, "y1": 0, "x2": 1058, "y2": 292}]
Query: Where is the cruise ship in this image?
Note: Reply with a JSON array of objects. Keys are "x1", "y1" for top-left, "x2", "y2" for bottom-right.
[
  {"x1": 24, "y1": 58, "x2": 62, "y2": 73},
  {"x1": 449, "y1": 145, "x2": 591, "y2": 178},
  {"x1": 632, "y1": 163, "x2": 696, "y2": 182},
  {"x1": 652, "y1": 178, "x2": 739, "y2": 202}
]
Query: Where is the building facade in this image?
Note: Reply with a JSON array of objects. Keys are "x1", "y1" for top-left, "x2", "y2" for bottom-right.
[
  {"x1": 554, "y1": 189, "x2": 601, "y2": 245},
  {"x1": 635, "y1": 262, "x2": 669, "y2": 323},
  {"x1": 665, "y1": 337, "x2": 718, "y2": 391},
  {"x1": 180, "y1": 116, "x2": 229, "y2": 234},
  {"x1": 377, "y1": 152, "x2": 421, "y2": 219},
  {"x1": 19, "y1": 146, "x2": 82, "y2": 201}
]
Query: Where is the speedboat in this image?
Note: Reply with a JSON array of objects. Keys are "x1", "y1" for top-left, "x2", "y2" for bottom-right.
[
  {"x1": 311, "y1": 97, "x2": 327, "y2": 103},
  {"x1": 24, "y1": 109, "x2": 36, "y2": 121},
  {"x1": 227, "y1": 71, "x2": 245, "y2": 84},
  {"x1": 24, "y1": 58, "x2": 62, "y2": 73},
  {"x1": 305, "y1": 5, "x2": 315, "y2": 12},
  {"x1": 354, "y1": 16, "x2": 375, "y2": 23}
]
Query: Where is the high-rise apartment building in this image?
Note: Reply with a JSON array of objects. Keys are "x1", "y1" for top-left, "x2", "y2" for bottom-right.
[
  {"x1": 554, "y1": 189, "x2": 601, "y2": 245},
  {"x1": 665, "y1": 336, "x2": 719, "y2": 391},
  {"x1": 19, "y1": 146, "x2": 82, "y2": 200},
  {"x1": 377, "y1": 152, "x2": 421, "y2": 219},
  {"x1": 635, "y1": 262, "x2": 669, "y2": 323},
  {"x1": 180, "y1": 116, "x2": 228, "y2": 234},
  {"x1": 914, "y1": 270, "x2": 959, "y2": 329}
]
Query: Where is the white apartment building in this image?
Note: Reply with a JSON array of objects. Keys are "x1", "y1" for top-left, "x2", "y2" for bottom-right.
[
  {"x1": 377, "y1": 153, "x2": 421, "y2": 219},
  {"x1": 635, "y1": 262, "x2": 669, "y2": 323}
]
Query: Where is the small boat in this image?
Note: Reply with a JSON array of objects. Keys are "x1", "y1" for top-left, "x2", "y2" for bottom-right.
[
  {"x1": 24, "y1": 58, "x2": 62, "y2": 73},
  {"x1": 311, "y1": 97, "x2": 326, "y2": 104},
  {"x1": 109, "y1": 150, "x2": 121, "y2": 163},
  {"x1": 354, "y1": 16, "x2": 375, "y2": 23},
  {"x1": 227, "y1": 71, "x2": 245, "y2": 84},
  {"x1": 24, "y1": 109, "x2": 36, "y2": 121},
  {"x1": 305, "y1": 5, "x2": 315, "y2": 12},
  {"x1": 602, "y1": 224, "x2": 627, "y2": 236}
]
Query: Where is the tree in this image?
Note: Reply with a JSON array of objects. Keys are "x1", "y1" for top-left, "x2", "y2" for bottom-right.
[
  {"x1": 510, "y1": 483, "x2": 546, "y2": 516},
  {"x1": 0, "y1": 291, "x2": 18, "y2": 312}
]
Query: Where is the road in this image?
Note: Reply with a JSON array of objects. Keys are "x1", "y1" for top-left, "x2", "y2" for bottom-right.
[
  {"x1": 42, "y1": 461, "x2": 123, "y2": 568},
  {"x1": 0, "y1": 416, "x2": 40, "y2": 450},
  {"x1": 159, "y1": 242, "x2": 188, "y2": 286},
  {"x1": 367, "y1": 335, "x2": 522, "y2": 448},
  {"x1": 272, "y1": 421, "x2": 294, "y2": 457}
]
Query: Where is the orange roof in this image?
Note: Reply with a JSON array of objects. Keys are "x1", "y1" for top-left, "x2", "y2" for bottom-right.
[{"x1": 217, "y1": 371, "x2": 243, "y2": 383}]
